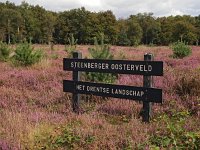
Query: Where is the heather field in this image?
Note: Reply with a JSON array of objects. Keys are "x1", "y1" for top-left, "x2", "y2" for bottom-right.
[{"x1": 0, "y1": 45, "x2": 200, "y2": 149}]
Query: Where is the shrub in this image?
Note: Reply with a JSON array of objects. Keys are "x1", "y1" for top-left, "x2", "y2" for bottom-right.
[
  {"x1": 149, "y1": 112, "x2": 200, "y2": 149},
  {"x1": 0, "y1": 41, "x2": 11, "y2": 61},
  {"x1": 116, "y1": 31, "x2": 131, "y2": 46},
  {"x1": 171, "y1": 41, "x2": 191, "y2": 58},
  {"x1": 65, "y1": 34, "x2": 78, "y2": 57},
  {"x1": 85, "y1": 34, "x2": 117, "y2": 83},
  {"x1": 13, "y1": 42, "x2": 43, "y2": 66},
  {"x1": 27, "y1": 123, "x2": 93, "y2": 150}
]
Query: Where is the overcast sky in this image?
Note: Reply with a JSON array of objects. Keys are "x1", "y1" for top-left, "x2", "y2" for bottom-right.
[{"x1": 1, "y1": 0, "x2": 200, "y2": 18}]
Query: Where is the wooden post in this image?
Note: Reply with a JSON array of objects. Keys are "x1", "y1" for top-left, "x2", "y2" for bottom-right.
[
  {"x1": 143, "y1": 53, "x2": 153, "y2": 122},
  {"x1": 72, "y1": 51, "x2": 82, "y2": 113}
]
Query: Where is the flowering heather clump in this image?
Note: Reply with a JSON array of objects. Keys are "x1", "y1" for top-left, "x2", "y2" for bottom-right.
[
  {"x1": 0, "y1": 45, "x2": 200, "y2": 149},
  {"x1": 98, "y1": 99, "x2": 141, "y2": 118},
  {"x1": 0, "y1": 139, "x2": 19, "y2": 150},
  {"x1": 172, "y1": 70, "x2": 200, "y2": 115},
  {"x1": 174, "y1": 70, "x2": 200, "y2": 97}
]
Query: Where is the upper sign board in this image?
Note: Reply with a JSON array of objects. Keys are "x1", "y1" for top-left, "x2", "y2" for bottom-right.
[{"x1": 63, "y1": 58, "x2": 163, "y2": 76}]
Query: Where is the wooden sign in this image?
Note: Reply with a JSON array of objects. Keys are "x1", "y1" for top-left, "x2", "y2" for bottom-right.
[
  {"x1": 63, "y1": 58, "x2": 163, "y2": 76},
  {"x1": 63, "y1": 51, "x2": 163, "y2": 122}
]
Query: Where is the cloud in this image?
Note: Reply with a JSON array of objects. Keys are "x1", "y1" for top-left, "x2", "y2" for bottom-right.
[{"x1": 0, "y1": 0, "x2": 199, "y2": 18}]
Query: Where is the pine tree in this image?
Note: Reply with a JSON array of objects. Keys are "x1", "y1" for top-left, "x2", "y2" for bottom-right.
[
  {"x1": 85, "y1": 33, "x2": 117, "y2": 83},
  {"x1": 65, "y1": 34, "x2": 78, "y2": 57}
]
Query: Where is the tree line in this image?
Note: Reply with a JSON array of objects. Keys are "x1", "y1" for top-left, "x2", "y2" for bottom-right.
[{"x1": 0, "y1": 1, "x2": 200, "y2": 46}]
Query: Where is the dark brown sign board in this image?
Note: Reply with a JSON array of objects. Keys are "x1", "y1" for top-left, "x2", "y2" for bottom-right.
[
  {"x1": 63, "y1": 58, "x2": 163, "y2": 76},
  {"x1": 63, "y1": 80, "x2": 162, "y2": 103}
]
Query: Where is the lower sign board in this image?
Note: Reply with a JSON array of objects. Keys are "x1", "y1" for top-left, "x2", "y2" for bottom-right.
[{"x1": 63, "y1": 80, "x2": 162, "y2": 103}]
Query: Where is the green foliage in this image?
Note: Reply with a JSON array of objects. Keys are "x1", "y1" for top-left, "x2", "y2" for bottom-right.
[
  {"x1": 133, "y1": 13, "x2": 161, "y2": 45},
  {"x1": 85, "y1": 34, "x2": 117, "y2": 83},
  {"x1": 97, "y1": 10, "x2": 118, "y2": 44},
  {"x1": 53, "y1": 127, "x2": 81, "y2": 149},
  {"x1": 0, "y1": 1, "x2": 200, "y2": 45},
  {"x1": 13, "y1": 42, "x2": 43, "y2": 66},
  {"x1": 88, "y1": 34, "x2": 113, "y2": 60},
  {"x1": 116, "y1": 19, "x2": 130, "y2": 46},
  {"x1": 117, "y1": 31, "x2": 131, "y2": 46},
  {"x1": 171, "y1": 41, "x2": 192, "y2": 58},
  {"x1": 1, "y1": 2, "x2": 200, "y2": 46},
  {"x1": 84, "y1": 135, "x2": 96, "y2": 144},
  {"x1": 127, "y1": 19, "x2": 143, "y2": 46},
  {"x1": 65, "y1": 34, "x2": 78, "y2": 57},
  {"x1": 0, "y1": 41, "x2": 11, "y2": 61},
  {"x1": 172, "y1": 20, "x2": 198, "y2": 45},
  {"x1": 0, "y1": 8, "x2": 23, "y2": 44},
  {"x1": 29, "y1": 124, "x2": 95, "y2": 150},
  {"x1": 149, "y1": 111, "x2": 200, "y2": 149}
]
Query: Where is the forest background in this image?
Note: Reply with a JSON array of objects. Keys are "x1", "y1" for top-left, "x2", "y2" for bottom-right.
[{"x1": 0, "y1": 1, "x2": 200, "y2": 46}]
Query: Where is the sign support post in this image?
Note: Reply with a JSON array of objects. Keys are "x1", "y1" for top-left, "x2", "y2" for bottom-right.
[
  {"x1": 72, "y1": 51, "x2": 82, "y2": 113},
  {"x1": 143, "y1": 53, "x2": 153, "y2": 122}
]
